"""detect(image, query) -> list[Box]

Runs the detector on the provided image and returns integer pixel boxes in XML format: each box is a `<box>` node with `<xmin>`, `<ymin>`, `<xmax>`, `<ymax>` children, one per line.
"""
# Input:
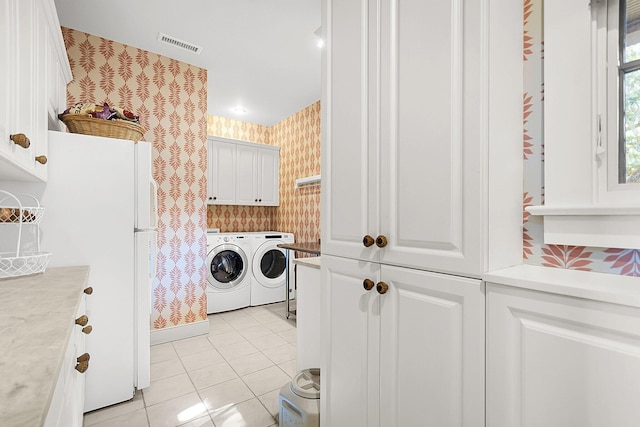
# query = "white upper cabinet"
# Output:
<box><xmin>255</xmin><ymin>146</ymin><xmax>279</xmax><ymax>206</ymax></box>
<box><xmin>0</xmin><ymin>1</ymin><xmax>10</xmax><ymax>159</ymax></box>
<box><xmin>378</xmin><ymin>0</ymin><xmax>483</xmax><ymax>276</ymax></box>
<box><xmin>234</xmin><ymin>143</ymin><xmax>258</xmax><ymax>205</ymax></box>
<box><xmin>207</xmin><ymin>136</ymin><xmax>280</xmax><ymax>206</ymax></box>
<box><xmin>0</xmin><ymin>0</ymin><xmax>72</xmax><ymax>182</ymax></box>
<box><xmin>321</xmin><ymin>0</ymin><xmax>523</xmax><ymax>278</ymax></box>
<box><xmin>207</xmin><ymin>137</ymin><xmax>236</xmax><ymax>204</ymax></box>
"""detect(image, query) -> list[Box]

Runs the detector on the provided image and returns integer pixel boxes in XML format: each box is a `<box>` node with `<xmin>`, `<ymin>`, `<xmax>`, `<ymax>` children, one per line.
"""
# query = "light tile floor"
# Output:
<box><xmin>83</xmin><ymin>302</ymin><xmax>296</xmax><ymax>427</ymax></box>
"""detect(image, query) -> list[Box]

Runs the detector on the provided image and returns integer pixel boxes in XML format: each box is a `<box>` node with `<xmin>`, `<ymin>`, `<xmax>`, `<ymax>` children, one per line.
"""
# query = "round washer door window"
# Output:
<box><xmin>210</xmin><ymin>250</ymin><xmax>246</xmax><ymax>289</ymax></box>
<box><xmin>260</xmin><ymin>249</ymin><xmax>287</xmax><ymax>280</ymax></box>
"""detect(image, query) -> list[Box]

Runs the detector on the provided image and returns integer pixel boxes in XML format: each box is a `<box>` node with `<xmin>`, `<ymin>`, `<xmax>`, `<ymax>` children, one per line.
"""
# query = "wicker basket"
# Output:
<box><xmin>58</xmin><ymin>114</ymin><xmax>145</xmax><ymax>142</ymax></box>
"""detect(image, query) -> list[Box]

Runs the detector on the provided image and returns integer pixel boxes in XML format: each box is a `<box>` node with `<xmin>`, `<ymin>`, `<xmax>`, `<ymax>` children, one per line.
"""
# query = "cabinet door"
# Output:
<box><xmin>11</xmin><ymin>0</ymin><xmax>36</xmax><ymax>168</ymax></box>
<box><xmin>207</xmin><ymin>139</ymin><xmax>236</xmax><ymax>204</ymax></box>
<box><xmin>321</xmin><ymin>255</ymin><xmax>380</xmax><ymax>427</ymax></box>
<box><xmin>257</xmin><ymin>146</ymin><xmax>279</xmax><ymax>206</ymax></box>
<box><xmin>321</xmin><ymin>0</ymin><xmax>380</xmax><ymax>263</ymax></box>
<box><xmin>0</xmin><ymin>1</ymin><xmax>10</xmax><ymax>154</ymax></box>
<box><xmin>379</xmin><ymin>265</ymin><xmax>485</xmax><ymax>427</ymax></box>
<box><xmin>31</xmin><ymin>1</ymin><xmax>49</xmax><ymax>180</ymax></box>
<box><xmin>487</xmin><ymin>284</ymin><xmax>640</xmax><ymax>427</ymax></box>
<box><xmin>235</xmin><ymin>143</ymin><xmax>258</xmax><ymax>205</ymax></box>
<box><xmin>378</xmin><ymin>0</ymin><xmax>483</xmax><ymax>277</ymax></box>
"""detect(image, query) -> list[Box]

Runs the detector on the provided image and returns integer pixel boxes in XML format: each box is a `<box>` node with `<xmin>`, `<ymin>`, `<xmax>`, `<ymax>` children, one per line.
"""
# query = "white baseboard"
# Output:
<box><xmin>150</xmin><ymin>319</ymin><xmax>210</xmax><ymax>345</ymax></box>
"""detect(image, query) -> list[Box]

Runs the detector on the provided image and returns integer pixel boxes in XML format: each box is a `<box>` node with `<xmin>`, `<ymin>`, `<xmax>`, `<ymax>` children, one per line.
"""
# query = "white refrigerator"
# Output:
<box><xmin>4</xmin><ymin>130</ymin><xmax>158</xmax><ymax>412</ymax></box>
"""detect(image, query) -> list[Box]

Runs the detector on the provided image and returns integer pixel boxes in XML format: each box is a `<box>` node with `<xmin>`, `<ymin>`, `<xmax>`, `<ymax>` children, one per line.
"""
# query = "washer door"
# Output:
<box><xmin>252</xmin><ymin>241</ymin><xmax>288</xmax><ymax>288</ymax></box>
<box><xmin>207</xmin><ymin>244</ymin><xmax>248</xmax><ymax>290</ymax></box>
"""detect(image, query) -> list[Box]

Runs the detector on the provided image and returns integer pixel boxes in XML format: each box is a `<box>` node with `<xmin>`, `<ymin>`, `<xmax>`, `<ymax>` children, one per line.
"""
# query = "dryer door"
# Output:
<box><xmin>207</xmin><ymin>244</ymin><xmax>248</xmax><ymax>290</ymax></box>
<box><xmin>252</xmin><ymin>241</ymin><xmax>288</xmax><ymax>288</ymax></box>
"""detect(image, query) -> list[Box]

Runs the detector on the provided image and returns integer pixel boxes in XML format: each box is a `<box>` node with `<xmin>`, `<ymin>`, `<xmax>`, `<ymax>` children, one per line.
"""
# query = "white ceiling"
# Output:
<box><xmin>53</xmin><ymin>0</ymin><xmax>321</xmax><ymax>126</ymax></box>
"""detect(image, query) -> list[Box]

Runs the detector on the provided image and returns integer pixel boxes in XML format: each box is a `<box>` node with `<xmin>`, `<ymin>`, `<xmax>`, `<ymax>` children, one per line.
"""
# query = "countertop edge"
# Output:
<box><xmin>483</xmin><ymin>264</ymin><xmax>640</xmax><ymax>308</ymax></box>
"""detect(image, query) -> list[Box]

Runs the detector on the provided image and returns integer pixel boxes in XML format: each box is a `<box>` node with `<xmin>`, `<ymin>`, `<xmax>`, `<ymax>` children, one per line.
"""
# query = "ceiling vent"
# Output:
<box><xmin>157</xmin><ymin>33</ymin><xmax>202</xmax><ymax>54</ymax></box>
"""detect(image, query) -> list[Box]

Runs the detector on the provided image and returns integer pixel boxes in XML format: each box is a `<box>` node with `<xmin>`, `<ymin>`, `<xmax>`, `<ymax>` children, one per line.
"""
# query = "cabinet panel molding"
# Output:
<box><xmin>487</xmin><ymin>284</ymin><xmax>640</xmax><ymax>427</ymax></box>
<box><xmin>321</xmin><ymin>255</ymin><xmax>380</xmax><ymax>427</ymax></box>
<box><xmin>379</xmin><ymin>264</ymin><xmax>484</xmax><ymax>427</ymax></box>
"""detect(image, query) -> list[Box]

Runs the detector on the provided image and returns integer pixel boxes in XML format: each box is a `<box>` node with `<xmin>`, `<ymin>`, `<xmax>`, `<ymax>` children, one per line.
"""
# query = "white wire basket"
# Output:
<box><xmin>0</xmin><ymin>190</ymin><xmax>50</xmax><ymax>278</ymax></box>
<box><xmin>0</xmin><ymin>252</ymin><xmax>51</xmax><ymax>278</ymax></box>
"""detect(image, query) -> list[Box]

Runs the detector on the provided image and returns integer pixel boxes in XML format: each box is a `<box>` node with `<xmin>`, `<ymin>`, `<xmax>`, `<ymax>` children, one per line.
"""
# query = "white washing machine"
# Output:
<box><xmin>249</xmin><ymin>231</ymin><xmax>294</xmax><ymax>306</ymax></box>
<box><xmin>206</xmin><ymin>232</ymin><xmax>252</xmax><ymax>313</ymax></box>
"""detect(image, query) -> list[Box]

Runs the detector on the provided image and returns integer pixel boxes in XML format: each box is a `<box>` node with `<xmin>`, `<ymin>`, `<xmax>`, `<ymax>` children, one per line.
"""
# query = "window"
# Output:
<box><xmin>620</xmin><ymin>0</ymin><xmax>640</xmax><ymax>183</ymax></box>
<box><xmin>526</xmin><ymin>0</ymin><xmax>640</xmax><ymax>250</ymax></box>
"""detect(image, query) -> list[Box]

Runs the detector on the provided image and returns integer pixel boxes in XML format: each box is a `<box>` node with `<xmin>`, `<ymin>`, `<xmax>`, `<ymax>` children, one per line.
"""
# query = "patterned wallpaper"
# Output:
<box><xmin>273</xmin><ymin>102</ymin><xmax>321</xmax><ymax>244</ymax></box>
<box><xmin>62</xmin><ymin>28</ymin><xmax>209</xmax><ymax>329</ymax></box>
<box><xmin>522</xmin><ymin>0</ymin><xmax>640</xmax><ymax>276</ymax></box>
<box><xmin>206</xmin><ymin>101</ymin><xmax>321</xmax><ymax>247</ymax></box>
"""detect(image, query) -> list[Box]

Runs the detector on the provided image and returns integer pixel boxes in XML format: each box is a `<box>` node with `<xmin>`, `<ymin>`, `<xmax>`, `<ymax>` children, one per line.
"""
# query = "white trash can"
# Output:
<box><xmin>278</xmin><ymin>368</ymin><xmax>320</xmax><ymax>427</ymax></box>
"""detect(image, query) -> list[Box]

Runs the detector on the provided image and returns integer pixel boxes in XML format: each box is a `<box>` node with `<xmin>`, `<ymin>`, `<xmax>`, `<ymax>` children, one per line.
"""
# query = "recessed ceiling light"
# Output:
<box><xmin>232</xmin><ymin>106</ymin><xmax>247</xmax><ymax>114</ymax></box>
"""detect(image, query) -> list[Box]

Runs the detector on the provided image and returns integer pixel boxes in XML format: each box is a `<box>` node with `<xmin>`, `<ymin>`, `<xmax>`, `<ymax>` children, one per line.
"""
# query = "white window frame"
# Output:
<box><xmin>526</xmin><ymin>0</ymin><xmax>640</xmax><ymax>249</ymax></box>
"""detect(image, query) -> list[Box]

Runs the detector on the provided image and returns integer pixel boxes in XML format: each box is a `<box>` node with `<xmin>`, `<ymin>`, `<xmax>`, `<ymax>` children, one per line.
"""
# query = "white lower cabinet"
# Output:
<box><xmin>44</xmin><ymin>293</ymin><xmax>89</xmax><ymax>427</ymax></box>
<box><xmin>486</xmin><ymin>283</ymin><xmax>640</xmax><ymax>427</ymax></box>
<box><xmin>321</xmin><ymin>255</ymin><xmax>485</xmax><ymax>427</ymax></box>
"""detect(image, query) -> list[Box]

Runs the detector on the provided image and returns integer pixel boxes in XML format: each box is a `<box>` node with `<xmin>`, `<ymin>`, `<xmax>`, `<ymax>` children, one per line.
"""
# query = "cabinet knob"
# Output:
<box><xmin>35</xmin><ymin>155</ymin><xmax>47</xmax><ymax>164</ymax></box>
<box><xmin>363</xmin><ymin>278</ymin><xmax>375</xmax><ymax>291</ymax></box>
<box><xmin>363</xmin><ymin>235</ymin><xmax>375</xmax><ymax>247</ymax></box>
<box><xmin>259</xmin><ymin>199</ymin><xmax>262</xmax><ymax>202</ymax></box>
<box><xmin>75</xmin><ymin>315</ymin><xmax>88</xmax><ymax>326</ymax></box>
<box><xmin>9</xmin><ymin>133</ymin><xmax>30</xmax><ymax>149</ymax></box>
<box><xmin>82</xmin><ymin>325</ymin><xmax>93</xmax><ymax>334</ymax></box>
<box><xmin>75</xmin><ymin>361</ymin><xmax>89</xmax><ymax>373</ymax></box>
<box><xmin>213</xmin><ymin>196</ymin><xmax>217</xmax><ymax>200</ymax></box>
<box><xmin>376</xmin><ymin>282</ymin><xmax>389</xmax><ymax>294</ymax></box>
<box><xmin>255</xmin><ymin>199</ymin><xmax>258</xmax><ymax>202</ymax></box>
<box><xmin>375</xmin><ymin>235</ymin><xmax>388</xmax><ymax>248</ymax></box>
<box><xmin>83</xmin><ymin>287</ymin><xmax>93</xmax><ymax>295</ymax></box>
<box><xmin>77</xmin><ymin>353</ymin><xmax>90</xmax><ymax>363</ymax></box>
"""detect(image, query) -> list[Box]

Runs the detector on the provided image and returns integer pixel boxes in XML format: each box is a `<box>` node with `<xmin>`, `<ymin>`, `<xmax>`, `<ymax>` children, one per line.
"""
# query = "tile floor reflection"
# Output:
<box><xmin>83</xmin><ymin>302</ymin><xmax>296</xmax><ymax>427</ymax></box>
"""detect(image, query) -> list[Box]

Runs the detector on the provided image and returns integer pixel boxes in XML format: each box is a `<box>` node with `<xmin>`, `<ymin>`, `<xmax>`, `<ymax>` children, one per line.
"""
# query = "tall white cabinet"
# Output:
<box><xmin>320</xmin><ymin>0</ymin><xmax>523</xmax><ymax>425</ymax></box>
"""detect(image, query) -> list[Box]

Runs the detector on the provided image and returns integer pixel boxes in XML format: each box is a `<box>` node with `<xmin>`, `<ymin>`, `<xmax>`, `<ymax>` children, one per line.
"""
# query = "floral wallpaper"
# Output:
<box><xmin>62</xmin><ymin>28</ymin><xmax>209</xmax><ymax>329</ymax></box>
<box><xmin>206</xmin><ymin>101</ymin><xmax>321</xmax><ymax>247</ymax></box>
<box><xmin>522</xmin><ymin>0</ymin><xmax>640</xmax><ymax>276</ymax></box>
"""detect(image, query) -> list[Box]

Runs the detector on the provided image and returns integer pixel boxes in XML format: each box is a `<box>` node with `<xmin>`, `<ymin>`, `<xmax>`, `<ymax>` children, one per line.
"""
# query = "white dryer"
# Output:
<box><xmin>206</xmin><ymin>232</ymin><xmax>252</xmax><ymax>313</ymax></box>
<box><xmin>249</xmin><ymin>231</ymin><xmax>294</xmax><ymax>306</ymax></box>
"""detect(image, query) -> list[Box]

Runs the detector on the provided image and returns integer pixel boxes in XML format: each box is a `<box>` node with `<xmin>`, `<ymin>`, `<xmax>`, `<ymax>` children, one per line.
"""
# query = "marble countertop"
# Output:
<box><xmin>0</xmin><ymin>266</ymin><xmax>90</xmax><ymax>426</ymax></box>
<box><xmin>293</xmin><ymin>256</ymin><xmax>321</xmax><ymax>269</ymax></box>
